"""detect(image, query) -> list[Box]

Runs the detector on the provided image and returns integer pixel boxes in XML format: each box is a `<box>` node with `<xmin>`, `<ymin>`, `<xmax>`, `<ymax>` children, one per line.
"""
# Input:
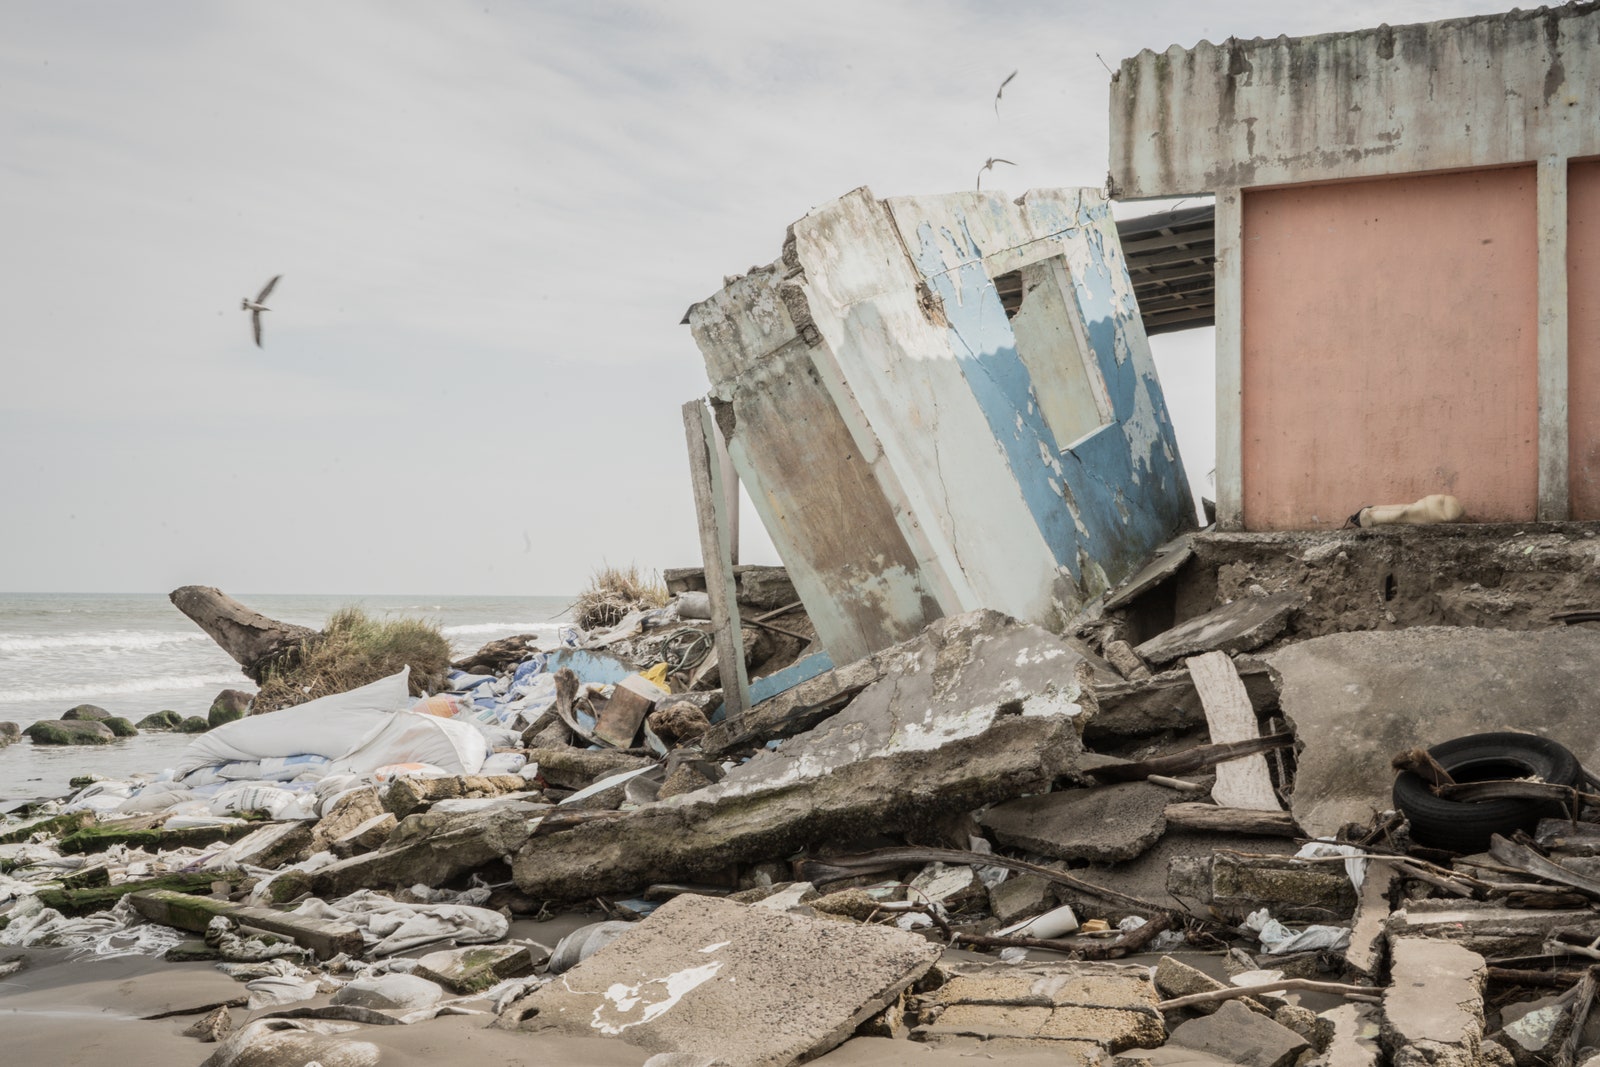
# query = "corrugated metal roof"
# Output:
<box><xmin>1116</xmin><ymin>204</ymin><xmax>1215</xmax><ymax>334</ymax></box>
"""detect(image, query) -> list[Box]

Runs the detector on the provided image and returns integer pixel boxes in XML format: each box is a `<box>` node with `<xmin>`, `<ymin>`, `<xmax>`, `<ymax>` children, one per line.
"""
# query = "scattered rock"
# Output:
<box><xmin>62</xmin><ymin>704</ymin><xmax>111</xmax><ymax>721</ymax></box>
<box><xmin>208</xmin><ymin>689</ymin><xmax>253</xmax><ymax>728</ymax></box>
<box><xmin>102</xmin><ymin>716</ymin><xmax>138</xmax><ymax>737</ymax></box>
<box><xmin>135</xmin><ymin>709</ymin><xmax>186</xmax><ymax>731</ymax></box>
<box><xmin>329</xmin><ymin>812</ymin><xmax>397</xmax><ymax>858</ymax></box>
<box><xmin>0</xmin><ymin>722</ymin><xmax>20</xmax><ymax>747</ymax></box>
<box><xmin>648</xmin><ymin>701</ymin><xmax>711</xmax><ymax>746</ymax></box>
<box><xmin>179</xmin><ymin>715</ymin><xmax>211</xmax><ymax>733</ymax></box>
<box><xmin>311</xmin><ymin>787</ymin><xmax>384</xmax><ymax>852</ymax></box>
<box><xmin>183</xmin><ymin>1004</ymin><xmax>233</xmax><ymax>1042</ymax></box>
<box><xmin>414</xmin><ymin>944</ymin><xmax>534</xmax><ymax>994</ymax></box>
<box><xmin>1167</xmin><ymin>1000</ymin><xmax>1310</xmax><ymax>1067</ymax></box>
<box><xmin>23</xmin><ymin>719</ymin><xmax>115</xmax><ymax>745</ymax></box>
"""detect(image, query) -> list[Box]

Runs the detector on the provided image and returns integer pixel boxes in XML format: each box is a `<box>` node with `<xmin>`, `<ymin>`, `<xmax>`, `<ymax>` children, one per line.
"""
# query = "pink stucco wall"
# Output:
<box><xmin>1571</xmin><ymin>160</ymin><xmax>1600</xmax><ymax>520</ymax></box>
<box><xmin>1240</xmin><ymin>167</ymin><xmax>1541</xmax><ymax>529</ymax></box>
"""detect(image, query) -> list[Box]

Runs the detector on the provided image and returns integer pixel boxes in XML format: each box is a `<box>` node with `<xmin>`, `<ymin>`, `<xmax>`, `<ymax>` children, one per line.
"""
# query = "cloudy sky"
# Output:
<box><xmin>1</xmin><ymin>0</ymin><xmax>1509</xmax><ymax>596</ymax></box>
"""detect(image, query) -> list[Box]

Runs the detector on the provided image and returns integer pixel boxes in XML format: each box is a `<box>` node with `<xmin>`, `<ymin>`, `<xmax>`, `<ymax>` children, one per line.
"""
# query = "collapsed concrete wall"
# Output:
<box><xmin>686</xmin><ymin>186</ymin><xmax>1193</xmax><ymax>663</ymax></box>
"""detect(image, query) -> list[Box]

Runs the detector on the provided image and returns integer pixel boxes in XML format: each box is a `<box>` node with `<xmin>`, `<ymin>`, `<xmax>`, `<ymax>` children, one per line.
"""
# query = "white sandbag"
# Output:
<box><xmin>326</xmin><ymin>712</ymin><xmax>487</xmax><ymax>778</ymax></box>
<box><xmin>172</xmin><ymin>669</ymin><xmax>413</xmax><ymax>776</ymax></box>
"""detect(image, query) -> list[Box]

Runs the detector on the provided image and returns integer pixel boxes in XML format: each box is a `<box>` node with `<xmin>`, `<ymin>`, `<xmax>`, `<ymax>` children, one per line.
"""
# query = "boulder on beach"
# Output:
<box><xmin>62</xmin><ymin>704</ymin><xmax>110</xmax><ymax>721</ymax></box>
<box><xmin>102</xmin><ymin>716</ymin><xmax>139</xmax><ymax>738</ymax></box>
<box><xmin>25</xmin><ymin>719</ymin><xmax>116</xmax><ymax>745</ymax></box>
<box><xmin>209</xmin><ymin>689</ymin><xmax>253</xmax><ymax>728</ymax></box>
<box><xmin>0</xmin><ymin>722</ymin><xmax>20</xmax><ymax>747</ymax></box>
<box><xmin>179</xmin><ymin>715</ymin><xmax>211</xmax><ymax>734</ymax></box>
<box><xmin>136</xmin><ymin>709</ymin><xmax>185</xmax><ymax>731</ymax></box>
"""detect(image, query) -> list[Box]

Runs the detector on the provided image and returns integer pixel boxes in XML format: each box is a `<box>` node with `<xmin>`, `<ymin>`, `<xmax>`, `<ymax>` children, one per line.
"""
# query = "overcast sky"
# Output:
<box><xmin>1</xmin><ymin>0</ymin><xmax>1511</xmax><ymax>596</ymax></box>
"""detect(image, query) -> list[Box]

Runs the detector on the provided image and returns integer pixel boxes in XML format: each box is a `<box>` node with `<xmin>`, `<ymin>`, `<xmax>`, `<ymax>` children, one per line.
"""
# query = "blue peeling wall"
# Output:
<box><xmin>905</xmin><ymin>195</ymin><xmax>1193</xmax><ymax>597</ymax></box>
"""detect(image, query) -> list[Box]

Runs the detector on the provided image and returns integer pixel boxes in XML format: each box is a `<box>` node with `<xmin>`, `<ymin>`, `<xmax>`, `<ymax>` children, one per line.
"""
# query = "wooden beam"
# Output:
<box><xmin>1188</xmin><ymin>650</ymin><xmax>1281</xmax><ymax>811</ymax></box>
<box><xmin>682</xmin><ymin>399</ymin><xmax>751</xmax><ymax>716</ymax></box>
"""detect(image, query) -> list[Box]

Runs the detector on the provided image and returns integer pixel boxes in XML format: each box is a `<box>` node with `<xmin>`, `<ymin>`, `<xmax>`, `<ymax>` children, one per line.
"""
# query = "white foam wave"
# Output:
<box><xmin>442</xmin><ymin>622</ymin><xmax>565</xmax><ymax>636</ymax></box>
<box><xmin>0</xmin><ymin>631</ymin><xmax>210</xmax><ymax>653</ymax></box>
<box><xmin>0</xmin><ymin>673</ymin><xmax>245</xmax><ymax>705</ymax></box>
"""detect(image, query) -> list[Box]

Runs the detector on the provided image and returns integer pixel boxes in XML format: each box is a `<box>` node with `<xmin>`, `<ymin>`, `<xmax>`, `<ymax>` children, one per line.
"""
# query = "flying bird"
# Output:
<box><xmin>241</xmin><ymin>275</ymin><xmax>281</xmax><ymax>348</ymax></box>
<box><xmin>994</xmin><ymin>70</ymin><xmax>1017</xmax><ymax>116</ymax></box>
<box><xmin>976</xmin><ymin>157</ymin><xmax>1016</xmax><ymax>191</ymax></box>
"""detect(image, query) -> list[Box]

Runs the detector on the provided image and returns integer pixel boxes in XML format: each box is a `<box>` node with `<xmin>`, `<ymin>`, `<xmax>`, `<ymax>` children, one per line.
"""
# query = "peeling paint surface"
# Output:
<box><xmin>576</xmin><ymin>960</ymin><xmax>723</xmax><ymax>1035</ymax></box>
<box><xmin>687</xmin><ymin>186</ymin><xmax>1192</xmax><ymax>659</ymax></box>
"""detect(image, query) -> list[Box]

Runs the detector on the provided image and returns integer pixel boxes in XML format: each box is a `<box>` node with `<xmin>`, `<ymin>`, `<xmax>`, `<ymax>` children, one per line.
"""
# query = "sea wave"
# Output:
<box><xmin>441</xmin><ymin>622</ymin><xmax>565</xmax><ymax>636</ymax></box>
<box><xmin>0</xmin><ymin>673</ymin><xmax>245</xmax><ymax>705</ymax></box>
<box><xmin>0</xmin><ymin>631</ymin><xmax>211</xmax><ymax>653</ymax></box>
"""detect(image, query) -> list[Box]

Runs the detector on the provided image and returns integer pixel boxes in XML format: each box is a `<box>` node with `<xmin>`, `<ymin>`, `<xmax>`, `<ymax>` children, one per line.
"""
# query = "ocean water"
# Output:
<box><xmin>0</xmin><ymin>592</ymin><xmax>571</xmax><ymax>805</ymax></box>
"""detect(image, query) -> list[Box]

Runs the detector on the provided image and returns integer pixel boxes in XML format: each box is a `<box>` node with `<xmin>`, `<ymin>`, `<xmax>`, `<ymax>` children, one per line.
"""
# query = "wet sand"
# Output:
<box><xmin>0</xmin><ymin>941</ymin><xmax>1074</xmax><ymax>1066</ymax></box>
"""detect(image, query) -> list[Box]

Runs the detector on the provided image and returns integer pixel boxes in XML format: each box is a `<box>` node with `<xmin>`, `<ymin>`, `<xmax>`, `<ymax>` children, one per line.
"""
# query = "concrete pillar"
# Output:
<box><xmin>1214</xmin><ymin>187</ymin><xmax>1244</xmax><ymax>529</ymax></box>
<box><xmin>1538</xmin><ymin>155</ymin><xmax>1571</xmax><ymax>521</ymax></box>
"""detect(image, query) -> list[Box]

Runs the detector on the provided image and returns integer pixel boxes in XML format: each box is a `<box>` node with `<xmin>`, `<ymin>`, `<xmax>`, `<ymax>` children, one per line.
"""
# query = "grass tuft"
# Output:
<box><xmin>252</xmin><ymin>606</ymin><xmax>450</xmax><ymax>712</ymax></box>
<box><xmin>573</xmin><ymin>563</ymin><xmax>668</xmax><ymax>631</ymax></box>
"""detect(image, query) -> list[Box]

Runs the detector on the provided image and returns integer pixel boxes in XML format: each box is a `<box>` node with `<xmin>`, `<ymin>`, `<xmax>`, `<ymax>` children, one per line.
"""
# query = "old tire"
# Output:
<box><xmin>1393</xmin><ymin>732</ymin><xmax>1582</xmax><ymax>853</ymax></box>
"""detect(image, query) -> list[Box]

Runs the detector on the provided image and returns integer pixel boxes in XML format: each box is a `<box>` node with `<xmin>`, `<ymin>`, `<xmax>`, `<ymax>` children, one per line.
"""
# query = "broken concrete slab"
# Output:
<box><xmin>1382</xmin><ymin>938</ymin><xmax>1487</xmax><ymax>1067</ymax></box>
<box><xmin>1168</xmin><ymin>852</ymin><xmax>1357</xmax><ymax>922</ymax></box>
<box><xmin>907</xmin><ymin>960</ymin><xmax>1165</xmax><ymax>1053</ymax></box>
<box><xmin>1153</xmin><ymin>956</ymin><xmax>1267</xmax><ymax>1016</ymax></box>
<box><xmin>501</xmin><ymin>893</ymin><xmax>940</xmax><ymax>1066</ymax></box>
<box><xmin>203</xmin><ymin>820</ymin><xmax>313</xmax><ymax>872</ymax></box>
<box><xmin>524</xmin><ymin>746</ymin><xmax>654</xmax><ymax>791</ymax></box>
<box><xmin>128</xmin><ymin>889</ymin><xmax>362</xmax><ymax>960</ymax></box>
<box><xmin>989</xmin><ymin>873</ymin><xmax>1052</xmax><ymax>924</ymax></box>
<box><xmin>329</xmin><ymin>812</ymin><xmax>396</xmax><ymax>858</ymax></box>
<box><xmin>1134</xmin><ymin>592</ymin><xmax>1300</xmax><ymax>666</ymax></box>
<box><xmin>1387</xmin><ymin>901</ymin><xmax>1600</xmax><ymax>958</ymax></box>
<box><xmin>413</xmin><ymin>944</ymin><xmax>534</xmax><ymax>994</ymax></box>
<box><xmin>1087</xmin><ymin>658</ymin><xmax>1278</xmax><ymax>742</ymax></box>
<box><xmin>512</xmin><ymin>611</ymin><xmax>1087</xmax><ymax>900</ymax></box>
<box><xmin>1344</xmin><ymin>862</ymin><xmax>1399</xmax><ymax>981</ymax></box>
<box><xmin>1322</xmin><ymin>1003</ymin><xmax>1383</xmax><ymax>1067</ymax></box>
<box><xmin>1268</xmin><ymin>627</ymin><xmax>1600</xmax><ymax>839</ymax></box>
<box><xmin>979</xmin><ymin>782</ymin><xmax>1172</xmax><ymax>863</ymax></box>
<box><xmin>1104</xmin><ymin>538</ymin><xmax>1195</xmax><ymax>612</ymax></box>
<box><xmin>1167</xmin><ymin>1000</ymin><xmax>1310</xmax><ymax>1067</ymax></box>
<box><xmin>306</xmin><ymin>807</ymin><xmax>532</xmax><ymax>899</ymax></box>
<box><xmin>310</xmin><ymin>786</ymin><xmax>383</xmax><ymax>851</ymax></box>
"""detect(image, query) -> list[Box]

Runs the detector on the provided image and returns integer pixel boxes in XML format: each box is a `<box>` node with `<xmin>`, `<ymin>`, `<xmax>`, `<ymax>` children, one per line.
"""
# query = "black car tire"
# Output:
<box><xmin>1392</xmin><ymin>731</ymin><xmax>1583</xmax><ymax>853</ymax></box>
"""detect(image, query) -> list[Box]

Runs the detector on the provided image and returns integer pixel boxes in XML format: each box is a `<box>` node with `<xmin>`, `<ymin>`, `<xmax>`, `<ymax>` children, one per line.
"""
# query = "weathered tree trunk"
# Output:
<box><xmin>169</xmin><ymin>586</ymin><xmax>316</xmax><ymax>683</ymax></box>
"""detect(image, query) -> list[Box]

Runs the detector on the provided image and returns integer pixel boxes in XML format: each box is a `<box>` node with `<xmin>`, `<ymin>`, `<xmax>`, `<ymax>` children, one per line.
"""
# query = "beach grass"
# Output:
<box><xmin>252</xmin><ymin>606</ymin><xmax>450</xmax><ymax>711</ymax></box>
<box><xmin>572</xmin><ymin>563</ymin><xmax>668</xmax><ymax>631</ymax></box>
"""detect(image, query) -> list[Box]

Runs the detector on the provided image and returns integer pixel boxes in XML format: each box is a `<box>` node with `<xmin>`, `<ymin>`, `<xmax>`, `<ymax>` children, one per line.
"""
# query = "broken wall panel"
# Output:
<box><xmin>1571</xmin><ymin>159</ymin><xmax>1600</xmax><ymax>519</ymax></box>
<box><xmin>687</xmin><ymin>186</ymin><xmax>1193</xmax><ymax>662</ymax></box>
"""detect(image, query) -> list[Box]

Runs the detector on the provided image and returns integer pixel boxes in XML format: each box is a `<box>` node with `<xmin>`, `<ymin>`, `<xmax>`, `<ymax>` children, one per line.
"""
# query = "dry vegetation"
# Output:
<box><xmin>573</xmin><ymin>563</ymin><xmax>669</xmax><ymax>631</ymax></box>
<box><xmin>252</xmin><ymin>607</ymin><xmax>450</xmax><ymax>712</ymax></box>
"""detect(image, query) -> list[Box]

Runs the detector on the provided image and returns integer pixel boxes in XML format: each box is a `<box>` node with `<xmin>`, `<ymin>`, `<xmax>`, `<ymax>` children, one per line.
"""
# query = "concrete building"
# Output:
<box><xmin>1109</xmin><ymin>4</ymin><xmax>1600</xmax><ymax>529</ymax></box>
<box><xmin>686</xmin><ymin>187</ymin><xmax>1193</xmax><ymax>664</ymax></box>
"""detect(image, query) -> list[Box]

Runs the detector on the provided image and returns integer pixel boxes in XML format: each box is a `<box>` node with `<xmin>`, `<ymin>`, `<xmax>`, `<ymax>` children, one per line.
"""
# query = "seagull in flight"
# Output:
<box><xmin>976</xmin><ymin>157</ymin><xmax>1015</xmax><ymax>191</ymax></box>
<box><xmin>241</xmin><ymin>275</ymin><xmax>281</xmax><ymax>348</ymax></box>
<box><xmin>994</xmin><ymin>69</ymin><xmax>1017</xmax><ymax>116</ymax></box>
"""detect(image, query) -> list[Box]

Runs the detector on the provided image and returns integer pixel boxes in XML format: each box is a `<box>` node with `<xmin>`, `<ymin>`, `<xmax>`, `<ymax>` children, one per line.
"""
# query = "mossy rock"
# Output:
<box><xmin>62</xmin><ymin>704</ymin><xmax>110</xmax><ymax>721</ymax></box>
<box><xmin>208</xmin><ymin>689</ymin><xmax>253</xmax><ymax>728</ymax></box>
<box><xmin>102</xmin><ymin>716</ymin><xmax>139</xmax><ymax>738</ymax></box>
<box><xmin>35</xmin><ymin>871</ymin><xmax>240</xmax><ymax>917</ymax></box>
<box><xmin>24</xmin><ymin>719</ymin><xmax>115</xmax><ymax>745</ymax></box>
<box><xmin>178</xmin><ymin>716</ymin><xmax>211</xmax><ymax>734</ymax></box>
<box><xmin>136</xmin><ymin>710</ymin><xmax>185</xmax><ymax>731</ymax></box>
<box><xmin>0</xmin><ymin>810</ymin><xmax>96</xmax><ymax>844</ymax></box>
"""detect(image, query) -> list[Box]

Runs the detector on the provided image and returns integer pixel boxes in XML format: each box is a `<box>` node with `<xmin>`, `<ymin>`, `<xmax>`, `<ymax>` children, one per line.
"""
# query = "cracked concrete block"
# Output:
<box><xmin>1388</xmin><ymin>901</ymin><xmax>1600</xmax><ymax>958</ymax></box>
<box><xmin>1266</xmin><ymin>627</ymin><xmax>1600</xmax><ymax>839</ymax></box>
<box><xmin>980</xmin><ymin>781</ymin><xmax>1171</xmax><ymax>863</ymax></box>
<box><xmin>1382</xmin><ymin>938</ymin><xmax>1486</xmax><ymax>1067</ymax></box>
<box><xmin>500</xmin><ymin>894</ymin><xmax>940</xmax><ymax>1066</ymax></box>
<box><xmin>1168</xmin><ymin>1000</ymin><xmax>1310</xmax><ymax>1067</ymax></box>
<box><xmin>512</xmin><ymin>611</ymin><xmax>1086</xmax><ymax>900</ymax></box>
<box><xmin>308</xmin><ymin>807</ymin><xmax>532</xmax><ymax>898</ymax></box>
<box><xmin>1134</xmin><ymin>592</ymin><xmax>1300</xmax><ymax>666</ymax></box>
<box><xmin>1168</xmin><ymin>852</ymin><xmax>1357</xmax><ymax>922</ymax></box>
<box><xmin>329</xmin><ymin>811</ymin><xmax>397</xmax><ymax>858</ymax></box>
<box><xmin>311</xmin><ymin>786</ymin><xmax>383</xmax><ymax>852</ymax></box>
<box><xmin>1153</xmin><ymin>956</ymin><xmax>1267</xmax><ymax>1016</ymax></box>
<box><xmin>912</xmin><ymin>961</ymin><xmax>1164</xmax><ymax>1053</ymax></box>
<box><xmin>989</xmin><ymin>873</ymin><xmax>1052</xmax><ymax>924</ymax></box>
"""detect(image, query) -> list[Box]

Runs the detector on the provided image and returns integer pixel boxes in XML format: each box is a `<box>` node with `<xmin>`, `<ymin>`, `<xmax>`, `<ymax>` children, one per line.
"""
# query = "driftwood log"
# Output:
<box><xmin>169</xmin><ymin>586</ymin><xmax>316</xmax><ymax>683</ymax></box>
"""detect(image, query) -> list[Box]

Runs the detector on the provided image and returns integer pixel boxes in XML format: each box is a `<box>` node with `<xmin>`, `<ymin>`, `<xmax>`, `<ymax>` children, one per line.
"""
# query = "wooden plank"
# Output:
<box><xmin>682</xmin><ymin>399</ymin><xmax>751</xmax><ymax>717</ymax></box>
<box><xmin>1162</xmin><ymin>803</ymin><xmax>1297</xmax><ymax>836</ymax></box>
<box><xmin>1187</xmin><ymin>650</ymin><xmax>1281</xmax><ymax>811</ymax></box>
<box><xmin>710</xmin><ymin>405</ymin><xmax>741</xmax><ymax>565</ymax></box>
